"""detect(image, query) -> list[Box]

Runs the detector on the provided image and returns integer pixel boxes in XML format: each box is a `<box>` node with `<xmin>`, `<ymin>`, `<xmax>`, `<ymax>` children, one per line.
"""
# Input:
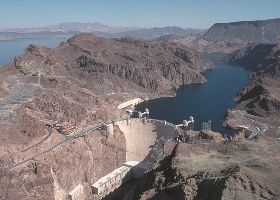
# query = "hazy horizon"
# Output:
<box><xmin>1</xmin><ymin>17</ymin><xmax>280</xmax><ymax>30</ymax></box>
<box><xmin>0</xmin><ymin>0</ymin><xmax>280</xmax><ymax>29</ymax></box>
<box><xmin>0</xmin><ymin>21</ymin><xmax>204</xmax><ymax>30</ymax></box>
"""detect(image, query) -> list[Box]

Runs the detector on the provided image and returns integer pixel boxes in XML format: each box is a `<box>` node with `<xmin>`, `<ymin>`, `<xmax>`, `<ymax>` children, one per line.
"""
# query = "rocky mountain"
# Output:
<box><xmin>225</xmin><ymin>43</ymin><xmax>280</xmax><ymax>75</ymax></box>
<box><xmin>201</xmin><ymin>18</ymin><xmax>280</xmax><ymax>43</ymax></box>
<box><xmin>169</xmin><ymin>18</ymin><xmax>280</xmax><ymax>54</ymax></box>
<box><xmin>104</xmin><ymin>26</ymin><xmax>204</xmax><ymax>40</ymax></box>
<box><xmin>0</xmin><ymin>34</ymin><xmax>212</xmax><ymax>199</ymax></box>
<box><xmin>13</xmin><ymin>34</ymin><xmax>212</xmax><ymax>93</ymax></box>
<box><xmin>132</xmin><ymin>139</ymin><xmax>280</xmax><ymax>200</ymax></box>
<box><xmin>0</xmin><ymin>22</ymin><xmax>203</xmax><ymax>40</ymax></box>
<box><xmin>105</xmin><ymin>39</ymin><xmax>280</xmax><ymax>199</ymax></box>
<box><xmin>225</xmin><ymin>44</ymin><xmax>276</xmax><ymax>70</ymax></box>
<box><xmin>226</xmin><ymin>43</ymin><xmax>280</xmax><ymax>117</ymax></box>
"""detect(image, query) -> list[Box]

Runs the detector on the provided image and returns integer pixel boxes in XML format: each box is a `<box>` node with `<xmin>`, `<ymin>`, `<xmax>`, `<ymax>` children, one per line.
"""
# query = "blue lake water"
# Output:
<box><xmin>136</xmin><ymin>62</ymin><xmax>250</xmax><ymax>136</ymax></box>
<box><xmin>0</xmin><ymin>38</ymin><xmax>65</xmax><ymax>66</ymax></box>
<box><xmin>0</xmin><ymin>39</ymin><xmax>250</xmax><ymax>136</ymax></box>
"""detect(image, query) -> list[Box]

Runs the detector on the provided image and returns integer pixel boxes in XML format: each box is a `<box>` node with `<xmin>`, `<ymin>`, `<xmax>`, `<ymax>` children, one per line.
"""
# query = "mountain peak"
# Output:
<box><xmin>202</xmin><ymin>18</ymin><xmax>280</xmax><ymax>43</ymax></box>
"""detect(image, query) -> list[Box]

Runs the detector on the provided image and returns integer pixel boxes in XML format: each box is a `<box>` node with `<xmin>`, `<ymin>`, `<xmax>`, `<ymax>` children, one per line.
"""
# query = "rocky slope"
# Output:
<box><xmin>225</xmin><ymin>43</ymin><xmax>277</xmax><ymax>71</ymax></box>
<box><xmin>162</xmin><ymin>32</ymin><xmax>248</xmax><ymax>54</ymax></box>
<box><xmin>0</xmin><ymin>34</ymin><xmax>212</xmax><ymax>199</ymax></box>
<box><xmin>226</xmin><ymin>43</ymin><xmax>280</xmax><ymax>118</ymax></box>
<box><xmin>108</xmin><ymin>22</ymin><xmax>280</xmax><ymax>200</ymax></box>
<box><xmin>132</xmin><ymin>139</ymin><xmax>280</xmax><ymax>200</ymax></box>
<box><xmin>13</xmin><ymin>34</ymin><xmax>212</xmax><ymax>94</ymax></box>
<box><xmin>201</xmin><ymin>18</ymin><xmax>280</xmax><ymax>43</ymax></box>
<box><xmin>169</xmin><ymin>18</ymin><xmax>280</xmax><ymax>54</ymax></box>
<box><xmin>105</xmin><ymin>27</ymin><xmax>203</xmax><ymax>40</ymax></box>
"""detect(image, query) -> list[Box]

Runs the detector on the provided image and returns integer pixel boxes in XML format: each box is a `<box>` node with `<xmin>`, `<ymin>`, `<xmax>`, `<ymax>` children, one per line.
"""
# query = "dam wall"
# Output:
<box><xmin>115</xmin><ymin>118</ymin><xmax>178</xmax><ymax>169</ymax></box>
<box><xmin>67</xmin><ymin>118</ymin><xmax>179</xmax><ymax>199</ymax></box>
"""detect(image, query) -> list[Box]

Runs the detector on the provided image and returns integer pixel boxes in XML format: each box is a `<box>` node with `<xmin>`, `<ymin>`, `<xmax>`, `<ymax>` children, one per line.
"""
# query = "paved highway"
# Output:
<box><xmin>9</xmin><ymin>115</ymin><xmax>180</xmax><ymax>170</ymax></box>
<box><xmin>231</xmin><ymin>110</ymin><xmax>267</xmax><ymax>139</ymax></box>
<box><xmin>9</xmin><ymin>115</ymin><xmax>130</xmax><ymax>170</ymax></box>
<box><xmin>21</xmin><ymin>126</ymin><xmax>53</xmax><ymax>153</ymax></box>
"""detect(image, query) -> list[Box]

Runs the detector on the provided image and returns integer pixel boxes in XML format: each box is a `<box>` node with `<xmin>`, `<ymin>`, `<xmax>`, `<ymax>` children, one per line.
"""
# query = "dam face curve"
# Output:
<box><xmin>67</xmin><ymin>118</ymin><xmax>179</xmax><ymax>199</ymax></box>
<box><xmin>115</xmin><ymin>118</ymin><xmax>178</xmax><ymax>170</ymax></box>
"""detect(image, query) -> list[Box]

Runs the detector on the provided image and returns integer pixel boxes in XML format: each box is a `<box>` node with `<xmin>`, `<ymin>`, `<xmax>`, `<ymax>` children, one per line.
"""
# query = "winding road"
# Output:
<box><xmin>231</xmin><ymin>110</ymin><xmax>268</xmax><ymax>139</ymax></box>
<box><xmin>9</xmin><ymin>115</ymin><xmax>181</xmax><ymax>171</ymax></box>
<box><xmin>21</xmin><ymin>126</ymin><xmax>53</xmax><ymax>153</ymax></box>
<box><xmin>9</xmin><ymin>115</ymin><xmax>131</xmax><ymax>170</ymax></box>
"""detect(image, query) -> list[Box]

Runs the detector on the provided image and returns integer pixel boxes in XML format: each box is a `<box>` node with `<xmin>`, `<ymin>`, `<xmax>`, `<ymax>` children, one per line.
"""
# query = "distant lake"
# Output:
<box><xmin>136</xmin><ymin>62</ymin><xmax>250</xmax><ymax>136</ymax></box>
<box><xmin>0</xmin><ymin>38</ymin><xmax>65</xmax><ymax>66</ymax></box>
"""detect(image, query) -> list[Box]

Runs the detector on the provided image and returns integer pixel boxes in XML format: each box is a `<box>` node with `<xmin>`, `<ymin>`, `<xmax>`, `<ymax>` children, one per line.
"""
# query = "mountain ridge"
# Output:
<box><xmin>0</xmin><ymin>22</ymin><xmax>204</xmax><ymax>40</ymax></box>
<box><xmin>201</xmin><ymin>18</ymin><xmax>280</xmax><ymax>43</ymax></box>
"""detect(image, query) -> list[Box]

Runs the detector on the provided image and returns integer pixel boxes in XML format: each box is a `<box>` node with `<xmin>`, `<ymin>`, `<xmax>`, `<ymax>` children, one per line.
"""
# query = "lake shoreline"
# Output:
<box><xmin>136</xmin><ymin>61</ymin><xmax>251</xmax><ymax>136</ymax></box>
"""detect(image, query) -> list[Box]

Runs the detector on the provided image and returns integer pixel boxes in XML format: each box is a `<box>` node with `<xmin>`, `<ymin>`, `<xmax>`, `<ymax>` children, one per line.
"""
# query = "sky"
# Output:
<box><xmin>0</xmin><ymin>0</ymin><xmax>280</xmax><ymax>29</ymax></box>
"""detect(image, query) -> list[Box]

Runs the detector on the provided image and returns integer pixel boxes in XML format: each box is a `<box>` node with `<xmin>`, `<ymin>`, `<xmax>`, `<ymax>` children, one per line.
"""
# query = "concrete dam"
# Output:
<box><xmin>85</xmin><ymin>118</ymin><xmax>179</xmax><ymax>199</ymax></box>
<box><xmin>114</xmin><ymin>118</ymin><xmax>178</xmax><ymax>169</ymax></box>
<box><xmin>9</xmin><ymin>113</ymin><xmax>179</xmax><ymax>200</ymax></box>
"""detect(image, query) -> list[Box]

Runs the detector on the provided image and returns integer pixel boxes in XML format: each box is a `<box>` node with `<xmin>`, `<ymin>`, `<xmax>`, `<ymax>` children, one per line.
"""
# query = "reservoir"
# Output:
<box><xmin>0</xmin><ymin>39</ymin><xmax>250</xmax><ymax>135</ymax></box>
<box><xmin>0</xmin><ymin>38</ymin><xmax>65</xmax><ymax>66</ymax></box>
<box><xmin>136</xmin><ymin>62</ymin><xmax>250</xmax><ymax>136</ymax></box>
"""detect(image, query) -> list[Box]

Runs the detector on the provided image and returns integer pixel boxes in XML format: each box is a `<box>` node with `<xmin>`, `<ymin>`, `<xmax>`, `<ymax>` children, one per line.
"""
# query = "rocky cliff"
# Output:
<box><xmin>14</xmin><ymin>34</ymin><xmax>212</xmax><ymax>94</ymax></box>
<box><xmin>132</xmin><ymin>139</ymin><xmax>280</xmax><ymax>200</ymax></box>
<box><xmin>0</xmin><ymin>34</ymin><xmax>212</xmax><ymax>199</ymax></box>
<box><xmin>171</xmin><ymin>18</ymin><xmax>280</xmax><ymax>54</ymax></box>
<box><xmin>225</xmin><ymin>43</ymin><xmax>277</xmax><ymax>71</ymax></box>
<box><xmin>225</xmin><ymin>43</ymin><xmax>280</xmax><ymax>117</ymax></box>
<box><xmin>106</xmin><ymin>25</ymin><xmax>280</xmax><ymax>200</ymax></box>
<box><xmin>201</xmin><ymin>18</ymin><xmax>280</xmax><ymax>43</ymax></box>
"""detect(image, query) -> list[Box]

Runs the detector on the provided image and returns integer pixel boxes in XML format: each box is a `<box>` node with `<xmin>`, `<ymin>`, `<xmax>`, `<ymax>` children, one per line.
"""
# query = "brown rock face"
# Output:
<box><xmin>169</xmin><ymin>18</ymin><xmax>280</xmax><ymax>55</ymax></box>
<box><xmin>13</xmin><ymin>34</ymin><xmax>212</xmax><ymax>94</ymax></box>
<box><xmin>0</xmin><ymin>34</ymin><xmax>212</xmax><ymax>199</ymax></box>
<box><xmin>201</xmin><ymin>18</ymin><xmax>280</xmax><ymax>44</ymax></box>
<box><xmin>133</xmin><ymin>139</ymin><xmax>280</xmax><ymax>200</ymax></box>
<box><xmin>227</xmin><ymin>43</ymin><xmax>280</xmax><ymax>117</ymax></box>
<box><xmin>0</xmin><ymin>129</ymin><xmax>126</xmax><ymax>200</ymax></box>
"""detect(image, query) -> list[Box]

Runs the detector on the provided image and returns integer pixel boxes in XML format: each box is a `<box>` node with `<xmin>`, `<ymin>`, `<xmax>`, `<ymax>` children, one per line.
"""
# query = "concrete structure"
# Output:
<box><xmin>237</xmin><ymin>125</ymin><xmax>263</xmax><ymax>139</ymax></box>
<box><xmin>68</xmin><ymin>184</ymin><xmax>84</xmax><ymax>200</ymax></box>
<box><xmin>115</xmin><ymin>118</ymin><xmax>178</xmax><ymax>169</ymax></box>
<box><xmin>91</xmin><ymin>161</ymin><xmax>140</xmax><ymax>197</ymax></box>
<box><xmin>103</xmin><ymin>124</ymin><xmax>114</xmax><ymax>135</ymax></box>
<box><xmin>138</xmin><ymin>108</ymin><xmax>150</xmax><ymax>118</ymax></box>
<box><xmin>124</xmin><ymin>161</ymin><xmax>146</xmax><ymax>177</ymax></box>
<box><xmin>202</xmin><ymin>120</ymin><xmax>212</xmax><ymax>132</ymax></box>
<box><xmin>176</xmin><ymin>116</ymin><xmax>194</xmax><ymax>131</ymax></box>
<box><xmin>90</xmin><ymin>117</ymin><xmax>178</xmax><ymax>198</ymax></box>
<box><xmin>229</xmin><ymin>110</ymin><xmax>267</xmax><ymax>139</ymax></box>
<box><xmin>117</xmin><ymin>98</ymin><xmax>144</xmax><ymax>109</ymax></box>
